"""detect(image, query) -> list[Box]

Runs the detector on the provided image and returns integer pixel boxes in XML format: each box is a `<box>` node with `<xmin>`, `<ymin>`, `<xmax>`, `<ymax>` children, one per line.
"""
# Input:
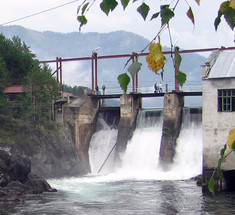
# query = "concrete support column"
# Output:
<box><xmin>159</xmin><ymin>92</ymin><xmax>184</xmax><ymax>169</ymax></box>
<box><xmin>114</xmin><ymin>94</ymin><xmax>142</xmax><ymax>164</ymax></box>
<box><xmin>65</xmin><ymin>95</ymin><xmax>99</xmax><ymax>174</ymax></box>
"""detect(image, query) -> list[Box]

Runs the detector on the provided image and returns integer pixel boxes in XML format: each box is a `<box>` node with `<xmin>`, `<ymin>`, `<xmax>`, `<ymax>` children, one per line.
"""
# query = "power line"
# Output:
<box><xmin>0</xmin><ymin>0</ymin><xmax>80</xmax><ymax>26</ymax></box>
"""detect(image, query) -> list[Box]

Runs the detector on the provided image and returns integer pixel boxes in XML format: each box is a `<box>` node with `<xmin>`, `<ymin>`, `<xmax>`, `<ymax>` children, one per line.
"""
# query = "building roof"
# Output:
<box><xmin>207</xmin><ymin>49</ymin><xmax>235</xmax><ymax>79</ymax></box>
<box><xmin>4</xmin><ymin>85</ymin><xmax>24</xmax><ymax>93</ymax></box>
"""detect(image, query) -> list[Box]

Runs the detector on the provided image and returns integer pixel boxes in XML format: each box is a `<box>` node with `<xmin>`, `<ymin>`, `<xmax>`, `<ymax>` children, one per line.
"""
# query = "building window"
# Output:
<box><xmin>218</xmin><ymin>89</ymin><xmax>235</xmax><ymax>112</ymax></box>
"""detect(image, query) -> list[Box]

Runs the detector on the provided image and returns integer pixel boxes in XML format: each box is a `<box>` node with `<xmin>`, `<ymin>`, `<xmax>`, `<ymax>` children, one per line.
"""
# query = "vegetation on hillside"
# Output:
<box><xmin>0</xmin><ymin>34</ymin><xmax>59</xmax><ymax>143</ymax></box>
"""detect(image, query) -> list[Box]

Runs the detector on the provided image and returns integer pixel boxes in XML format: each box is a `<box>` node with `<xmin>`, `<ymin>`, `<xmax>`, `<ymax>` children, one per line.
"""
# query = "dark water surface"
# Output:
<box><xmin>1</xmin><ymin>178</ymin><xmax>235</xmax><ymax>215</ymax></box>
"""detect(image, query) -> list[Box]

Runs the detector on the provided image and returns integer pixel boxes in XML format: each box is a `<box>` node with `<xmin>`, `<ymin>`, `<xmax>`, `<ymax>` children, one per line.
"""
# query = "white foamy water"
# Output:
<box><xmin>89</xmin><ymin>116</ymin><xmax>118</xmax><ymax>174</ymax></box>
<box><xmin>114</xmin><ymin>109</ymin><xmax>202</xmax><ymax>180</ymax></box>
<box><xmin>7</xmin><ymin>109</ymin><xmax>232</xmax><ymax>215</ymax></box>
<box><xmin>89</xmin><ymin>129</ymin><xmax>118</xmax><ymax>174</ymax></box>
<box><xmin>50</xmin><ymin>108</ymin><xmax>202</xmax><ymax>185</ymax></box>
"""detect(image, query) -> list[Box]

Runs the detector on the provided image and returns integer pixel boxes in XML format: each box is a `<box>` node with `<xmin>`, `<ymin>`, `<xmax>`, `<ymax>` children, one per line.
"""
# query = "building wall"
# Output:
<box><xmin>203</xmin><ymin>78</ymin><xmax>235</xmax><ymax>170</ymax></box>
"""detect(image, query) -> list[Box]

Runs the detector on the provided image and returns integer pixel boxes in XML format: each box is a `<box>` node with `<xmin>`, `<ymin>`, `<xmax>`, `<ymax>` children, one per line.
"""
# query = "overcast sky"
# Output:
<box><xmin>0</xmin><ymin>0</ymin><xmax>234</xmax><ymax>53</ymax></box>
<box><xmin>0</xmin><ymin>0</ymin><xmax>234</xmax><ymax>88</ymax></box>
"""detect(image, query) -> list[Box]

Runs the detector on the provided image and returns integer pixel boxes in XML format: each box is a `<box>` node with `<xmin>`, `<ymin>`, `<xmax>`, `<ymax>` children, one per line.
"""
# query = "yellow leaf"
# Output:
<box><xmin>230</xmin><ymin>0</ymin><xmax>235</xmax><ymax>10</ymax></box>
<box><xmin>220</xmin><ymin>1</ymin><xmax>230</xmax><ymax>13</ymax></box>
<box><xmin>186</xmin><ymin>7</ymin><xmax>195</xmax><ymax>25</ymax></box>
<box><xmin>146</xmin><ymin>43</ymin><xmax>166</xmax><ymax>74</ymax></box>
<box><xmin>227</xmin><ymin>129</ymin><xmax>235</xmax><ymax>150</ymax></box>
<box><xmin>194</xmin><ymin>0</ymin><xmax>200</xmax><ymax>6</ymax></box>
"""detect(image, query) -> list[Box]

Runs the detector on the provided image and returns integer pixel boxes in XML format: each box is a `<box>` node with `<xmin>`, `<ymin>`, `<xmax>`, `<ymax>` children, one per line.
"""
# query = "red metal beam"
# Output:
<box><xmin>39</xmin><ymin>46</ymin><xmax>235</xmax><ymax>93</ymax></box>
<box><xmin>174</xmin><ymin>47</ymin><xmax>179</xmax><ymax>91</ymax></box>
<box><xmin>91</xmin><ymin>54</ymin><xmax>95</xmax><ymax>93</ymax></box>
<box><xmin>40</xmin><ymin>46</ymin><xmax>235</xmax><ymax>64</ymax></box>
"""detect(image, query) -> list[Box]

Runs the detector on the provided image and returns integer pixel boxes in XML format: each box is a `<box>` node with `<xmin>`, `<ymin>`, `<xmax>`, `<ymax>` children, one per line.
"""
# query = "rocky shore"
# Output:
<box><xmin>0</xmin><ymin>150</ymin><xmax>56</xmax><ymax>203</ymax></box>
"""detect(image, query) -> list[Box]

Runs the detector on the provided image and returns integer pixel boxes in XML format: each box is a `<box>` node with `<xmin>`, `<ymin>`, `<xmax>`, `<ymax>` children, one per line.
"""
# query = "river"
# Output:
<box><xmin>1</xmin><ymin>109</ymin><xmax>235</xmax><ymax>214</ymax></box>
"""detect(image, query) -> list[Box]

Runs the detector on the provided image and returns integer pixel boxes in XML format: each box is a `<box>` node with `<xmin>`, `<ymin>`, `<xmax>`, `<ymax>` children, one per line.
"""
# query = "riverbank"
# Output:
<box><xmin>0</xmin><ymin>122</ymin><xmax>85</xmax><ymax>179</ymax></box>
<box><xmin>0</xmin><ymin>150</ymin><xmax>57</xmax><ymax>203</ymax></box>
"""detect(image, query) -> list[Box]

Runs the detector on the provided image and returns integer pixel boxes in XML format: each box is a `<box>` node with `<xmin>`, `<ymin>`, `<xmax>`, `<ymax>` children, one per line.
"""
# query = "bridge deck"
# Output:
<box><xmin>88</xmin><ymin>91</ymin><xmax>202</xmax><ymax>99</ymax></box>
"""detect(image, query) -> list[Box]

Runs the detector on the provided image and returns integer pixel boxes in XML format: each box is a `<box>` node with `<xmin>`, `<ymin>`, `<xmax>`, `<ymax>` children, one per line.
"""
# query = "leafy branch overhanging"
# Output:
<box><xmin>76</xmin><ymin>0</ymin><xmax>235</xmax><ymax>92</ymax></box>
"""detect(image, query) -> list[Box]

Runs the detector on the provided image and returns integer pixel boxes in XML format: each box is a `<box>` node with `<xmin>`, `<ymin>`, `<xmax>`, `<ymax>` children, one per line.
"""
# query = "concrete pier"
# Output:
<box><xmin>64</xmin><ymin>94</ymin><xmax>99</xmax><ymax>174</ymax></box>
<box><xmin>159</xmin><ymin>92</ymin><xmax>184</xmax><ymax>169</ymax></box>
<box><xmin>114</xmin><ymin>94</ymin><xmax>142</xmax><ymax>163</ymax></box>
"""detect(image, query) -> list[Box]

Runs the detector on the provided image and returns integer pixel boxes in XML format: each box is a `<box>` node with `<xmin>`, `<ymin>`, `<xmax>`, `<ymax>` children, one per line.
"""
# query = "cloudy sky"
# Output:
<box><xmin>0</xmin><ymin>0</ymin><xmax>234</xmax><ymax>52</ymax></box>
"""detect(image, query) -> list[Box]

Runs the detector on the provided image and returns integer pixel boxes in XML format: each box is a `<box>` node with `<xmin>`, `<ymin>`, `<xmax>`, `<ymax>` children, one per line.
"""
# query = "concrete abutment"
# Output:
<box><xmin>64</xmin><ymin>94</ymin><xmax>99</xmax><ymax>174</ymax></box>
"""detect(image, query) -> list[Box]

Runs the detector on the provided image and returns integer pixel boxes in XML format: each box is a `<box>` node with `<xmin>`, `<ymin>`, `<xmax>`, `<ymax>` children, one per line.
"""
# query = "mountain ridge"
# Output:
<box><xmin>0</xmin><ymin>25</ymin><xmax>205</xmax><ymax>106</ymax></box>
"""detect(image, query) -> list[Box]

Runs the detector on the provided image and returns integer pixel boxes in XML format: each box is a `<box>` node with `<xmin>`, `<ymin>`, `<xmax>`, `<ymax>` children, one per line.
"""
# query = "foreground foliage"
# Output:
<box><xmin>76</xmin><ymin>0</ymin><xmax>235</xmax><ymax>92</ymax></box>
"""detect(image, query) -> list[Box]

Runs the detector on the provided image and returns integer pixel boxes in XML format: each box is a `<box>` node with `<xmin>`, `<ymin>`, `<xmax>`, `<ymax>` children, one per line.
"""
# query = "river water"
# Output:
<box><xmin>1</xmin><ymin>109</ymin><xmax>235</xmax><ymax>214</ymax></box>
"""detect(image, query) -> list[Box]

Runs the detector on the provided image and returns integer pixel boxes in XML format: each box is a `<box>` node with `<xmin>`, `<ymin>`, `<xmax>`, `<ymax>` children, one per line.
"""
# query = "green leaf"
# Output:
<box><xmin>217</xmin><ymin>157</ymin><xmax>226</xmax><ymax>179</ymax></box>
<box><xmin>150</xmin><ymin>12</ymin><xmax>160</xmax><ymax>21</ymax></box>
<box><xmin>223</xmin><ymin>7</ymin><xmax>235</xmax><ymax>30</ymax></box>
<box><xmin>160</xmin><ymin>5</ymin><xmax>174</xmax><ymax>26</ymax></box>
<box><xmin>215</xmin><ymin>1</ymin><xmax>235</xmax><ymax>30</ymax></box>
<box><xmin>100</xmin><ymin>0</ymin><xmax>118</xmax><ymax>16</ymax></box>
<box><xmin>214</xmin><ymin>14</ymin><xmax>221</xmax><ymax>31</ymax></box>
<box><xmin>77</xmin><ymin>15</ymin><xmax>87</xmax><ymax>29</ymax></box>
<box><xmin>232</xmin><ymin>140</ymin><xmax>235</xmax><ymax>150</ymax></box>
<box><xmin>176</xmin><ymin>71</ymin><xmax>186</xmax><ymax>87</ymax></box>
<box><xmin>108</xmin><ymin>0</ymin><xmax>118</xmax><ymax>11</ymax></box>
<box><xmin>220</xmin><ymin>144</ymin><xmax>227</xmax><ymax>158</ymax></box>
<box><xmin>137</xmin><ymin>3</ymin><xmax>150</xmax><ymax>20</ymax></box>
<box><xmin>186</xmin><ymin>7</ymin><xmax>195</xmax><ymax>25</ymax></box>
<box><xmin>208</xmin><ymin>177</ymin><xmax>216</xmax><ymax>195</ymax></box>
<box><xmin>100</xmin><ymin>0</ymin><xmax>111</xmax><ymax>16</ymax></box>
<box><xmin>127</xmin><ymin>62</ymin><xmax>142</xmax><ymax>79</ymax></box>
<box><xmin>118</xmin><ymin>73</ymin><xmax>130</xmax><ymax>93</ymax></box>
<box><xmin>175</xmin><ymin>52</ymin><xmax>182</xmax><ymax>70</ymax></box>
<box><xmin>121</xmin><ymin>0</ymin><xmax>130</xmax><ymax>10</ymax></box>
<box><xmin>81</xmin><ymin>2</ymin><xmax>89</xmax><ymax>14</ymax></box>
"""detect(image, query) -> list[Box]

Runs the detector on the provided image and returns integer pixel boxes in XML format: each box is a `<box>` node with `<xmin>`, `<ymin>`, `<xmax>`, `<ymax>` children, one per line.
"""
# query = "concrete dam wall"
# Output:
<box><xmin>61</xmin><ymin>92</ymin><xmax>202</xmax><ymax>175</ymax></box>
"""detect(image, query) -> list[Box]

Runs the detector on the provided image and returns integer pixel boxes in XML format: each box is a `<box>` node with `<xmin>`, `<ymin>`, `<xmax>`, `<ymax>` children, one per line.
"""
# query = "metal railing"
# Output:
<box><xmin>39</xmin><ymin>46</ymin><xmax>235</xmax><ymax>95</ymax></box>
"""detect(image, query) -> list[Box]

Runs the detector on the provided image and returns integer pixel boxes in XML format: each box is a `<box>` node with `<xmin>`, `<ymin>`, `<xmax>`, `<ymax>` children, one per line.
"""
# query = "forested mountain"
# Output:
<box><xmin>0</xmin><ymin>25</ymin><xmax>206</xmax><ymax>106</ymax></box>
<box><xmin>0</xmin><ymin>25</ymin><xmax>149</xmax><ymax>60</ymax></box>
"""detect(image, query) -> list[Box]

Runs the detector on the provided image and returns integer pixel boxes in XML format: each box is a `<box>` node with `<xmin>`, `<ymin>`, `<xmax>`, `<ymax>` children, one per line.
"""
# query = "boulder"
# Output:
<box><xmin>0</xmin><ymin>150</ymin><xmax>56</xmax><ymax>203</ymax></box>
<box><xmin>0</xmin><ymin>150</ymin><xmax>31</xmax><ymax>187</ymax></box>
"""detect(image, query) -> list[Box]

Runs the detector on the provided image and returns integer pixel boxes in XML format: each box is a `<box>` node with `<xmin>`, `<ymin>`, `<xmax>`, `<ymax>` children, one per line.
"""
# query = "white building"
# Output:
<box><xmin>202</xmin><ymin>49</ymin><xmax>235</xmax><ymax>171</ymax></box>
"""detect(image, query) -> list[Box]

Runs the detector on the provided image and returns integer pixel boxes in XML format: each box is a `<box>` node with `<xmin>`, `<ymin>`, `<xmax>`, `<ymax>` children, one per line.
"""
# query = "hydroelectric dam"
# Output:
<box><xmin>55</xmin><ymin>91</ymin><xmax>205</xmax><ymax>181</ymax></box>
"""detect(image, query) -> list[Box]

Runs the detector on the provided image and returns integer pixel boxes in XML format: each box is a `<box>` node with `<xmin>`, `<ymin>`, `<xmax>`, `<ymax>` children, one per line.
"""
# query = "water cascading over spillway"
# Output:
<box><xmin>89</xmin><ymin>108</ymin><xmax>202</xmax><ymax>180</ymax></box>
<box><xmin>117</xmin><ymin>107</ymin><xmax>202</xmax><ymax>180</ymax></box>
<box><xmin>116</xmin><ymin>109</ymin><xmax>164</xmax><ymax>178</ymax></box>
<box><xmin>89</xmin><ymin>113</ymin><xmax>118</xmax><ymax>174</ymax></box>
<box><xmin>45</xmin><ymin>108</ymin><xmax>204</xmax><ymax>215</ymax></box>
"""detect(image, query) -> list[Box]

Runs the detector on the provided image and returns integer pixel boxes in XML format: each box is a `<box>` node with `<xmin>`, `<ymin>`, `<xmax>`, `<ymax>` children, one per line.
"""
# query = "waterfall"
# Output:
<box><xmin>117</xmin><ymin>107</ymin><xmax>202</xmax><ymax>180</ymax></box>
<box><xmin>89</xmin><ymin>113</ymin><xmax>118</xmax><ymax>174</ymax></box>
<box><xmin>116</xmin><ymin>109</ymin><xmax>163</xmax><ymax>178</ymax></box>
<box><xmin>89</xmin><ymin>108</ymin><xmax>202</xmax><ymax>180</ymax></box>
<box><xmin>171</xmin><ymin>107</ymin><xmax>202</xmax><ymax>179</ymax></box>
